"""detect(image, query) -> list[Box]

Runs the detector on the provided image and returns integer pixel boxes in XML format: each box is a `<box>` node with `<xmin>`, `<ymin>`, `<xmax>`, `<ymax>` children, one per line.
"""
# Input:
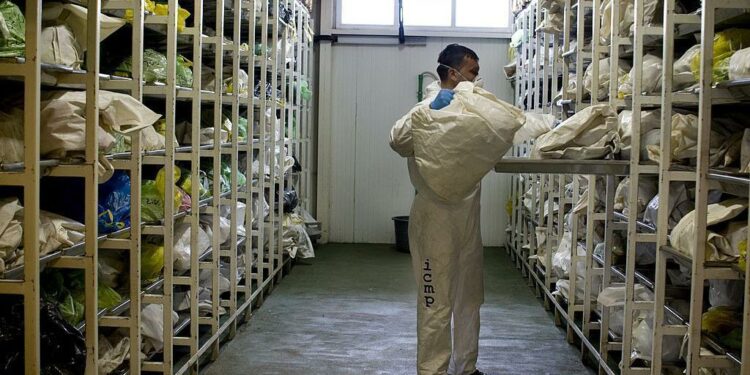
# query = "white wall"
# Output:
<box><xmin>318</xmin><ymin>37</ymin><xmax>513</xmax><ymax>245</ymax></box>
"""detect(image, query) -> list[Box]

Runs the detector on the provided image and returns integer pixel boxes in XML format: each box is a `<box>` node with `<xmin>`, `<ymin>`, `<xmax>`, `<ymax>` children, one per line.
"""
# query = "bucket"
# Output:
<box><xmin>392</xmin><ymin>216</ymin><xmax>410</xmax><ymax>253</ymax></box>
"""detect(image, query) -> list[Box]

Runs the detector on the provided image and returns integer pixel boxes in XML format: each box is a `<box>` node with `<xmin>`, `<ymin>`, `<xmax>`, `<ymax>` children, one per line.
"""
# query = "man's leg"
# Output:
<box><xmin>449</xmin><ymin>204</ymin><xmax>484</xmax><ymax>375</ymax></box>
<box><xmin>410</xmin><ymin>197</ymin><xmax>458</xmax><ymax>375</ymax></box>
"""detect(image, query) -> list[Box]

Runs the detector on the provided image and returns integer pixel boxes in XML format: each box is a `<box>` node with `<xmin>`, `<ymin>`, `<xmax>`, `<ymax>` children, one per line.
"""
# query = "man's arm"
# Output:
<box><xmin>389</xmin><ymin>110</ymin><xmax>416</xmax><ymax>158</ymax></box>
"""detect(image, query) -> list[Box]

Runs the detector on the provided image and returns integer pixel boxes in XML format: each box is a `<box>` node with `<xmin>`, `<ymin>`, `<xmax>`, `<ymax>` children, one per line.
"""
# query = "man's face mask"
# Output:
<box><xmin>441</xmin><ymin>63</ymin><xmax>480</xmax><ymax>85</ymax></box>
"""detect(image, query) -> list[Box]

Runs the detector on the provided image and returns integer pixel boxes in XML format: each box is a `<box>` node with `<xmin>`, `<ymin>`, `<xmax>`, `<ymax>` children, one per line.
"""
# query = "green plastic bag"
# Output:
<box><xmin>116</xmin><ymin>49</ymin><xmax>167</xmax><ymax>83</ymax></box>
<box><xmin>59</xmin><ymin>293</ymin><xmax>85</xmax><ymax>326</ymax></box>
<box><xmin>0</xmin><ymin>0</ymin><xmax>25</xmax><ymax>58</ymax></box>
<box><xmin>142</xmin><ymin>180</ymin><xmax>166</xmax><ymax>222</ymax></box>
<box><xmin>97</xmin><ymin>285</ymin><xmax>122</xmax><ymax>310</ymax></box>
<box><xmin>176</xmin><ymin>54</ymin><xmax>193</xmax><ymax>87</ymax></box>
<box><xmin>237</xmin><ymin>117</ymin><xmax>248</xmax><ymax>141</ymax></box>
<box><xmin>300</xmin><ymin>80</ymin><xmax>312</xmax><ymax>101</ymax></box>
<box><xmin>720</xmin><ymin>328</ymin><xmax>743</xmax><ymax>350</ymax></box>
<box><xmin>141</xmin><ymin>239</ymin><xmax>165</xmax><ymax>282</ymax></box>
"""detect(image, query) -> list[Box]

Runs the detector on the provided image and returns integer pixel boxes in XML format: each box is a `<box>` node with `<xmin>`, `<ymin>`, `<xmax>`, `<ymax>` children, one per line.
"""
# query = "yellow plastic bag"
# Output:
<box><xmin>125</xmin><ymin>0</ymin><xmax>191</xmax><ymax>32</ymax></box>
<box><xmin>155</xmin><ymin>167</ymin><xmax>183</xmax><ymax>210</ymax></box>
<box><xmin>739</xmin><ymin>239</ymin><xmax>747</xmax><ymax>272</ymax></box>
<box><xmin>702</xmin><ymin>306</ymin><xmax>742</xmax><ymax>335</ymax></box>
<box><xmin>691</xmin><ymin>28</ymin><xmax>750</xmax><ymax>83</ymax></box>
<box><xmin>141</xmin><ymin>240</ymin><xmax>165</xmax><ymax>282</ymax></box>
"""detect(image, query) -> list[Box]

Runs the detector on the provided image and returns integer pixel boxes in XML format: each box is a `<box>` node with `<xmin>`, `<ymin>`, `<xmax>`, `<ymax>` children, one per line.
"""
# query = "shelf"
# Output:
<box><xmin>612</xmin><ymin>212</ymin><xmax>656</xmax><ymax>233</ymax></box>
<box><xmin>495</xmin><ymin>158</ymin><xmax>629</xmax><ymax>175</ymax></box>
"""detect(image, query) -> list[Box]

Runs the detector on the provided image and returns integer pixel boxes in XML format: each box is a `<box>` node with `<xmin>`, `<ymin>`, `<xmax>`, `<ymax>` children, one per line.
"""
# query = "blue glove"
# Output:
<box><xmin>430</xmin><ymin>89</ymin><xmax>454</xmax><ymax>110</ymax></box>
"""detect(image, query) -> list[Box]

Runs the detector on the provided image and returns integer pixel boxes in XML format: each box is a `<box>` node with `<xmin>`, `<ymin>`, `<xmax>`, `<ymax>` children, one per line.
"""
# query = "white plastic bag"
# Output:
<box><xmin>411</xmin><ymin>81</ymin><xmax>525</xmax><ymax>202</ymax></box>
<box><xmin>709</xmin><ymin>279</ymin><xmax>744</xmax><ymax>308</ymax></box>
<box><xmin>619</xmin><ymin>54</ymin><xmax>663</xmax><ymax>96</ymax></box>
<box><xmin>98</xmin><ymin>334</ymin><xmax>130</xmax><ymax>375</ymax></box>
<box><xmin>532</xmin><ymin>104</ymin><xmax>620</xmax><ymax>159</ymax></box>
<box><xmin>673</xmin><ymin>45</ymin><xmax>701</xmax><ymax>90</ymax></box>
<box><xmin>729</xmin><ymin>47</ymin><xmax>750</xmax><ymax>80</ymax></box>
<box><xmin>173</xmin><ymin>219</ymin><xmax>211</xmax><ymax>272</ymax></box>
<box><xmin>282</xmin><ymin>213</ymin><xmax>315</xmax><ymax>259</ymax></box>
<box><xmin>141</xmin><ymin>304</ymin><xmax>178</xmax><ymax>354</ymax></box>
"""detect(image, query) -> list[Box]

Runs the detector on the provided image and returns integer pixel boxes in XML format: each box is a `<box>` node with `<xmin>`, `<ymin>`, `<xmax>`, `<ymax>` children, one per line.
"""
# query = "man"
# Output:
<box><xmin>389</xmin><ymin>44</ymin><xmax>486</xmax><ymax>375</ymax></box>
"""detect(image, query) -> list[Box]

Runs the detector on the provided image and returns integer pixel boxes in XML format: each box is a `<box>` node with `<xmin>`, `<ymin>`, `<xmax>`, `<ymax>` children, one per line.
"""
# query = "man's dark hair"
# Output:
<box><xmin>436</xmin><ymin>44</ymin><xmax>479</xmax><ymax>81</ymax></box>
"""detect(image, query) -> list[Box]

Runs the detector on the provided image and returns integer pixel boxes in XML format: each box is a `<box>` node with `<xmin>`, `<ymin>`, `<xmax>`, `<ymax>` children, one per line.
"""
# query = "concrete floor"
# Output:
<box><xmin>202</xmin><ymin>244</ymin><xmax>595</xmax><ymax>375</ymax></box>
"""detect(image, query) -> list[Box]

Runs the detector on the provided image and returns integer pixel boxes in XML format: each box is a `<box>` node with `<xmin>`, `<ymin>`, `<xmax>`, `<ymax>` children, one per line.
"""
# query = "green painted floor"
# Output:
<box><xmin>202</xmin><ymin>244</ymin><xmax>595</xmax><ymax>375</ymax></box>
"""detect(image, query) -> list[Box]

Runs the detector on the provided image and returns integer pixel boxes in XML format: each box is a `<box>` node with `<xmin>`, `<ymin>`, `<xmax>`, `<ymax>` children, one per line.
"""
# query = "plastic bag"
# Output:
<box><xmin>141</xmin><ymin>304</ymin><xmax>178</xmax><ymax>354</ymax></box>
<box><xmin>173</xmin><ymin>219</ymin><xmax>210</xmax><ymax>272</ymax></box>
<box><xmin>97</xmin><ymin>285</ymin><xmax>123</xmax><ymax>310</ymax></box>
<box><xmin>98</xmin><ymin>170</ymin><xmax>131</xmax><ymax>234</ymax></box>
<box><xmin>0</xmin><ymin>0</ymin><xmax>25</xmax><ymax>57</ymax></box>
<box><xmin>142</xmin><ymin>180</ymin><xmax>165</xmax><ymax>223</ymax></box>
<box><xmin>141</xmin><ymin>239</ymin><xmax>165</xmax><ymax>282</ymax></box>
<box><xmin>702</xmin><ymin>306</ymin><xmax>742</xmax><ymax>336</ymax></box>
<box><xmin>176</xmin><ymin>54</ymin><xmax>193</xmax><ymax>87</ymax></box>
<box><xmin>282</xmin><ymin>213</ymin><xmax>315</xmax><ymax>258</ymax></box>
<box><xmin>40</xmin><ymin>302</ymin><xmax>87</xmax><ymax>373</ymax></box>
<box><xmin>155</xmin><ymin>167</ymin><xmax>184</xmax><ymax>210</ymax></box>
<box><xmin>618</xmin><ymin>54</ymin><xmax>662</xmax><ymax>97</ymax></box>
<box><xmin>283</xmin><ymin>188</ymin><xmax>298</xmax><ymax>213</ymax></box>
<box><xmin>673</xmin><ymin>45</ymin><xmax>701</xmax><ymax>90</ymax></box>
<box><xmin>300</xmin><ymin>80</ymin><xmax>312</xmax><ymax>101</ymax></box>
<box><xmin>116</xmin><ymin>49</ymin><xmax>166</xmax><ymax>83</ymax></box>
<box><xmin>729</xmin><ymin>47</ymin><xmax>750</xmax><ymax>80</ymax></box>
<box><xmin>98</xmin><ymin>334</ymin><xmax>130</xmax><ymax>375</ymax></box>
<box><xmin>125</xmin><ymin>0</ymin><xmax>190</xmax><ymax>32</ymax></box>
<box><xmin>691</xmin><ymin>29</ymin><xmax>750</xmax><ymax>83</ymax></box>
<box><xmin>709</xmin><ymin>280</ymin><xmax>744</xmax><ymax>309</ymax></box>
<box><xmin>40</xmin><ymin>25</ymin><xmax>82</xmax><ymax>68</ymax></box>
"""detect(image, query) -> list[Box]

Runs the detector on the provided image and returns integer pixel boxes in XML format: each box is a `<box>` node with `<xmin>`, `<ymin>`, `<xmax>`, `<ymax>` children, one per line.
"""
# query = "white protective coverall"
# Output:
<box><xmin>389</xmin><ymin>81</ymin><xmax>524</xmax><ymax>375</ymax></box>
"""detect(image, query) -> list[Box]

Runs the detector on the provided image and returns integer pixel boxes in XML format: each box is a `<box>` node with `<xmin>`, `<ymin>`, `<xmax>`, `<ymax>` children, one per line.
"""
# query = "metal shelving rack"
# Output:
<box><xmin>0</xmin><ymin>0</ymin><xmax>316</xmax><ymax>373</ymax></box>
<box><xmin>509</xmin><ymin>0</ymin><xmax>750</xmax><ymax>373</ymax></box>
<box><xmin>650</xmin><ymin>1</ymin><xmax>750</xmax><ymax>374</ymax></box>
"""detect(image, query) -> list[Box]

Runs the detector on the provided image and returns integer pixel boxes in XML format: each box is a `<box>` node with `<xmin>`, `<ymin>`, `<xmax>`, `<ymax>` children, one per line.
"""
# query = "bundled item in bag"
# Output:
<box><xmin>116</xmin><ymin>49</ymin><xmax>193</xmax><ymax>87</ymax></box>
<box><xmin>282</xmin><ymin>213</ymin><xmax>315</xmax><ymax>258</ymax></box>
<box><xmin>40</xmin><ymin>25</ymin><xmax>82</xmax><ymax>68</ymax></box>
<box><xmin>583</xmin><ymin>57</ymin><xmax>630</xmax><ymax>100</ymax></box>
<box><xmin>702</xmin><ymin>306</ymin><xmax>742</xmax><ymax>349</ymax></box>
<box><xmin>141</xmin><ymin>237</ymin><xmax>165</xmax><ymax>282</ymax></box>
<box><xmin>618</xmin><ymin>54</ymin><xmax>662</xmax><ymax>97</ymax></box>
<box><xmin>0</xmin><ymin>0</ymin><xmax>26</xmax><ymax>57</ymax></box>
<box><xmin>617</xmin><ymin>109</ymin><xmax>661</xmax><ymax>161</ymax></box>
<box><xmin>406</xmin><ymin>82</ymin><xmax>525</xmax><ymax>203</ymax></box>
<box><xmin>40</xmin><ymin>90</ymin><xmax>162</xmax><ymax>159</ymax></box>
<box><xmin>729</xmin><ymin>46</ymin><xmax>750</xmax><ymax>80</ymax></box>
<box><xmin>691</xmin><ymin>28</ymin><xmax>750</xmax><ymax>83</ymax></box>
<box><xmin>531</xmin><ymin>104</ymin><xmax>620</xmax><ymax>160</ymax></box>
<box><xmin>98</xmin><ymin>170</ymin><xmax>131</xmax><ymax>234</ymax></box>
<box><xmin>125</xmin><ymin>0</ymin><xmax>190</xmax><ymax>32</ymax></box>
<box><xmin>671</xmin><ymin>198</ymin><xmax>748</xmax><ymax>262</ymax></box>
